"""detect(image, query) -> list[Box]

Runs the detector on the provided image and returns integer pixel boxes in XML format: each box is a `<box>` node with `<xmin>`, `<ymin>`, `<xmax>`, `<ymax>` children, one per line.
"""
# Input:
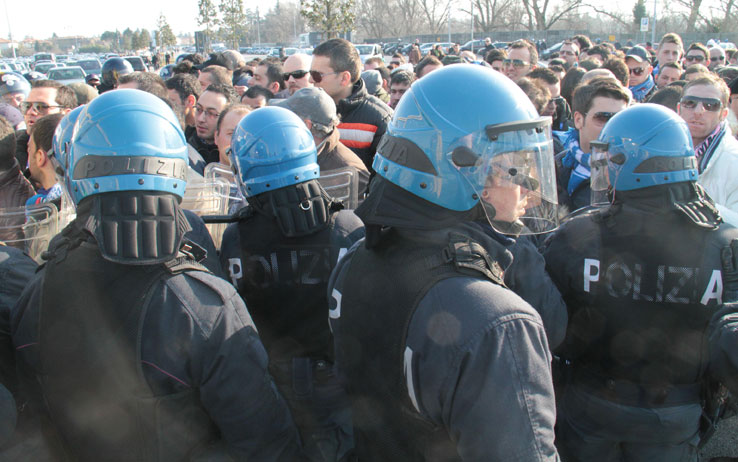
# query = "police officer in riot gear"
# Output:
<box><xmin>328</xmin><ymin>65</ymin><xmax>560</xmax><ymax>460</ymax></box>
<box><xmin>11</xmin><ymin>89</ymin><xmax>303</xmax><ymax>460</ymax></box>
<box><xmin>543</xmin><ymin>103</ymin><xmax>738</xmax><ymax>461</ymax></box>
<box><xmin>98</xmin><ymin>57</ymin><xmax>134</xmax><ymax>94</ymax></box>
<box><xmin>220</xmin><ymin>106</ymin><xmax>364</xmax><ymax>462</ymax></box>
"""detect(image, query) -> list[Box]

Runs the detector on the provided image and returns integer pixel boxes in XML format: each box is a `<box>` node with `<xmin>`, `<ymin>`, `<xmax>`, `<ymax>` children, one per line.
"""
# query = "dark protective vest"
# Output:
<box><xmin>38</xmin><ymin>234</ymin><xmax>217</xmax><ymax>461</ymax></box>
<box><xmin>235</xmin><ymin>209</ymin><xmax>344</xmax><ymax>361</ymax></box>
<box><xmin>335</xmin><ymin>227</ymin><xmax>506</xmax><ymax>462</ymax></box>
<box><xmin>565</xmin><ymin>203</ymin><xmax>732</xmax><ymax>406</ymax></box>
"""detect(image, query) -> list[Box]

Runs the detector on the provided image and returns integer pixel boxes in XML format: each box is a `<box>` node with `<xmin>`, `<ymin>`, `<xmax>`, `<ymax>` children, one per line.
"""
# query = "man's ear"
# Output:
<box><xmin>269</xmin><ymin>82</ymin><xmax>280</xmax><ymax>95</ymax></box>
<box><xmin>185</xmin><ymin>94</ymin><xmax>197</xmax><ymax>108</ymax></box>
<box><xmin>573</xmin><ymin>111</ymin><xmax>585</xmax><ymax>130</ymax></box>
<box><xmin>341</xmin><ymin>71</ymin><xmax>352</xmax><ymax>88</ymax></box>
<box><xmin>304</xmin><ymin>119</ymin><xmax>313</xmax><ymax>131</ymax></box>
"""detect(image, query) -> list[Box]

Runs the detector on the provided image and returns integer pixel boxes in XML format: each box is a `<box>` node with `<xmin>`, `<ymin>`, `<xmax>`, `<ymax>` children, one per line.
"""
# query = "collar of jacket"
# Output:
<box><xmin>394</xmin><ymin>221</ymin><xmax>515</xmax><ymax>272</ymax></box>
<box><xmin>337</xmin><ymin>78</ymin><xmax>368</xmax><ymax>117</ymax></box>
<box><xmin>316</xmin><ymin>128</ymin><xmax>340</xmax><ymax>157</ymax></box>
<box><xmin>0</xmin><ymin>159</ymin><xmax>22</xmax><ymax>187</ymax></box>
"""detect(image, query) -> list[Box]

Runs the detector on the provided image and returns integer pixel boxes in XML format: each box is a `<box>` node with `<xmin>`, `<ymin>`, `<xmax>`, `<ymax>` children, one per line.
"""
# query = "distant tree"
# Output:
<box><xmin>198</xmin><ymin>0</ymin><xmax>219</xmax><ymax>52</ymax></box>
<box><xmin>219</xmin><ymin>0</ymin><xmax>247</xmax><ymax>48</ymax></box>
<box><xmin>157</xmin><ymin>14</ymin><xmax>177</xmax><ymax>48</ymax></box>
<box><xmin>633</xmin><ymin>0</ymin><xmax>647</xmax><ymax>29</ymax></box>
<box><xmin>300</xmin><ymin>0</ymin><xmax>355</xmax><ymax>38</ymax></box>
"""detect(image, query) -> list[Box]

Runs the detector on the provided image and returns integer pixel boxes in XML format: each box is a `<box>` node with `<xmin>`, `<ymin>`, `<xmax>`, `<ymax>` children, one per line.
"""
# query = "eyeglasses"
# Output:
<box><xmin>195</xmin><ymin>105</ymin><xmax>220</xmax><ymax>119</ymax></box>
<box><xmin>587</xmin><ymin>111</ymin><xmax>618</xmax><ymax>123</ymax></box>
<box><xmin>685</xmin><ymin>55</ymin><xmax>705</xmax><ymax>62</ymax></box>
<box><xmin>710</xmin><ymin>56</ymin><xmax>726</xmax><ymax>62</ymax></box>
<box><xmin>309</xmin><ymin>70</ymin><xmax>340</xmax><ymax>83</ymax></box>
<box><xmin>283</xmin><ymin>70</ymin><xmax>309</xmax><ymax>81</ymax></box>
<box><xmin>680</xmin><ymin>96</ymin><xmax>723</xmax><ymax>112</ymax></box>
<box><xmin>21</xmin><ymin>101</ymin><xmax>61</xmax><ymax>113</ymax></box>
<box><xmin>502</xmin><ymin>59</ymin><xmax>529</xmax><ymax>69</ymax></box>
<box><xmin>628</xmin><ymin>67</ymin><xmax>646</xmax><ymax>76</ymax></box>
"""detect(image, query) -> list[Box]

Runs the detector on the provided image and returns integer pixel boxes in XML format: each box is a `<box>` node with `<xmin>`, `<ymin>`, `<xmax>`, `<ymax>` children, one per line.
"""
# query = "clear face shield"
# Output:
<box><xmin>589</xmin><ymin>141</ymin><xmax>611</xmax><ymax>207</ymax></box>
<box><xmin>450</xmin><ymin>118</ymin><xmax>559</xmax><ymax>235</ymax></box>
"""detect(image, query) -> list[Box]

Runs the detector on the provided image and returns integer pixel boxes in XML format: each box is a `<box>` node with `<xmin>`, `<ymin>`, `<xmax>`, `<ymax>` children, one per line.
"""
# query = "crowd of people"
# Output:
<box><xmin>0</xmin><ymin>30</ymin><xmax>736</xmax><ymax>461</ymax></box>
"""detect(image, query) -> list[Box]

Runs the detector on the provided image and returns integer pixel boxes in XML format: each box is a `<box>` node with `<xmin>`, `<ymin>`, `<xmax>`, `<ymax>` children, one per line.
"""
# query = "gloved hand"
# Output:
<box><xmin>721</xmin><ymin>239</ymin><xmax>738</xmax><ymax>303</ymax></box>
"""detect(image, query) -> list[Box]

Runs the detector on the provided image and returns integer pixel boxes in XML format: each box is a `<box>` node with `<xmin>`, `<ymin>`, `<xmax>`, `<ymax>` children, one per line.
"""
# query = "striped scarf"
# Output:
<box><xmin>559</xmin><ymin>129</ymin><xmax>591</xmax><ymax>196</ymax></box>
<box><xmin>695</xmin><ymin>121</ymin><xmax>726</xmax><ymax>173</ymax></box>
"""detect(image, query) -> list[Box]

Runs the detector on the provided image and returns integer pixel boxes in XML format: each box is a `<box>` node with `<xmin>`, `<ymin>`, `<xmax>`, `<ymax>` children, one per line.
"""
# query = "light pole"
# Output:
<box><xmin>256</xmin><ymin>7</ymin><xmax>261</xmax><ymax>46</ymax></box>
<box><xmin>470</xmin><ymin>0</ymin><xmax>474</xmax><ymax>41</ymax></box>
<box><xmin>3</xmin><ymin>0</ymin><xmax>15</xmax><ymax>59</ymax></box>
<box><xmin>650</xmin><ymin>0</ymin><xmax>657</xmax><ymax>45</ymax></box>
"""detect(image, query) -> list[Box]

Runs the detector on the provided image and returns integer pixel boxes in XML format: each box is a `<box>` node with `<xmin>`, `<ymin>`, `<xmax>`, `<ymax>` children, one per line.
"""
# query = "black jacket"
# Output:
<box><xmin>336</xmin><ymin>79</ymin><xmax>392</xmax><ymax>171</ymax></box>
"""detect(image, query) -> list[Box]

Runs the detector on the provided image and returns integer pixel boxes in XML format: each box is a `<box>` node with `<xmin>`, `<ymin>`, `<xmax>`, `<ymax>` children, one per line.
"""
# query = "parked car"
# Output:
<box><xmin>33</xmin><ymin>62</ymin><xmax>59</xmax><ymax>75</ymax></box>
<box><xmin>76</xmin><ymin>58</ymin><xmax>102</xmax><ymax>76</ymax></box>
<box><xmin>46</xmin><ymin>66</ymin><xmax>86</xmax><ymax>85</ymax></box>
<box><xmin>354</xmin><ymin>44</ymin><xmax>383</xmax><ymax>64</ymax></box>
<box><xmin>123</xmin><ymin>56</ymin><xmax>146</xmax><ymax>72</ymax></box>
<box><xmin>541</xmin><ymin>41</ymin><xmax>564</xmax><ymax>60</ymax></box>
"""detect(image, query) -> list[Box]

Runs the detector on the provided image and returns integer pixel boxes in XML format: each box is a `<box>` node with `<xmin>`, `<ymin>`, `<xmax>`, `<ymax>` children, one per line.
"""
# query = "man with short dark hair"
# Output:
<box><xmin>656</xmin><ymin>62</ymin><xmax>683</xmax><ymax>87</ymax></box>
<box><xmin>554</xmin><ymin>80</ymin><xmax>631</xmax><ymax>213</ymax></box>
<box><xmin>485</xmin><ymin>48</ymin><xmax>507</xmax><ymax>73</ymax></box>
<box><xmin>387</xmin><ymin>53</ymin><xmax>404</xmax><ymax>71</ymax></box>
<box><xmin>0</xmin><ymin>116</ymin><xmax>34</xmax><ymax>245</ymax></box>
<box><xmin>198</xmin><ymin>65</ymin><xmax>231</xmax><ymax>90</ymax></box>
<box><xmin>241</xmin><ymin>86</ymin><xmax>273</xmax><ymax>110</ymax></box>
<box><xmin>165</xmin><ymin>73</ymin><xmax>202</xmax><ymax>138</ymax></box>
<box><xmin>117</xmin><ymin>72</ymin><xmax>168</xmax><ymax>99</ymax></box>
<box><xmin>248</xmin><ymin>58</ymin><xmax>287</xmax><ymax>97</ymax></box>
<box><xmin>311</xmin><ymin>38</ymin><xmax>392</xmax><ymax>170</ymax></box>
<box><xmin>684</xmin><ymin>43</ymin><xmax>709</xmax><ymax>68</ymax></box>
<box><xmin>415</xmin><ymin>55</ymin><xmax>443</xmax><ymax>79</ymax></box>
<box><xmin>389</xmin><ymin>70</ymin><xmax>414</xmax><ymax>109</ymax></box>
<box><xmin>654</xmin><ymin>33</ymin><xmax>684</xmax><ymax>78</ymax></box>
<box><xmin>16</xmin><ymin>81</ymin><xmax>74</xmax><ymax>169</ymax></box>
<box><xmin>191</xmin><ymin>83</ymin><xmax>238</xmax><ymax>165</ymax></box>
<box><xmin>559</xmin><ymin>41</ymin><xmax>580</xmax><ymax>68</ymax></box>
<box><xmin>504</xmin><ymin>40</ymin><xmax>538</xmax><ymax>81</ymax></box>
<box><xmin>26</xmin><ymin>113</ymin><xmax>64</xmax><ymax>206</ymax></box>
<box><xmin>678</xmin><ymin>74</ymin><xmax>738</xmax><ymax>217</ymax></box>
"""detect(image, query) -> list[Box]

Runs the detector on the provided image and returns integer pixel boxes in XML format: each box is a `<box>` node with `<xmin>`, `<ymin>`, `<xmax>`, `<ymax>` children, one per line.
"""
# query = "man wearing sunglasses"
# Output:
<box><xmin>625</xmin><ymin>45</ymin><xmax>656</xmax><ymax>103</ymax></box>
<box><xmin>554</xmin><ymin>80</ymin><xmax>630</xmax><ymax>214</ymax></box>
<box><xmin>281</xmin><ymin>53</ymin><xmax>313</xmax><ymax>96</ymax></box>
<box><xmin>16</xmin><ymin>80</ymin><xmax>75</xmax><ymax>169</ymax></box>
<box><xmin>678</xmin><ymin>74</ymin><xmax>738</xmax><ymax>217</ymax></box>
<box><xmin>504</xmin><ymin>40</ymin><xmax>537</xmax><ymax>81</ymax></box>
<box><xmin>683</xmin><ymin>42</ymin><xmax>709</xmax><ymax>67</ymax></box>
<box><xmin>708</xmin><ymin>46</ymin><xmax>727</xmax><ymax>71</ymax></box>
<box><xmin>311</xmin><ymin>38</ymin><xmax>392</xmax><ymax>170</ymax></box>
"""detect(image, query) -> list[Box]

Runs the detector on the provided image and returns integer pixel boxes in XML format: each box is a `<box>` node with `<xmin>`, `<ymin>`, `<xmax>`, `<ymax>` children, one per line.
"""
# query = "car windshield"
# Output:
<box><xmin>355</xmin><ymin>45</ymin><xmax>375</xmax><ymax>55</ymax></box>
<box><xmin>35</xmin><ymin>63</ymin><xmax>56</xmax><ymax>73</ymax></box>
<box><xmin>124</xmin><ymin>58</ymin><xmax>145</xmax><ymax>71</ymax></box>
<box><xmin>48</xmin><ymin>68</ymin><xmax>85</xmax><ymax>80</ymax></box>
<box><xmin>77</xmin><ymin>60</ymin><xmax>101</xmax><ymax>71</ymax></box>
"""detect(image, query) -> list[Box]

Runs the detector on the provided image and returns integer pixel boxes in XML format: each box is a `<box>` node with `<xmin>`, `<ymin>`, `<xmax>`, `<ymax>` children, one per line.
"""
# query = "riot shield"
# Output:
<box><xmin>0</xmin><ymin>199</ymin><xmax>75</xmax><ymax>263</ymax></box>
<box><xmin>317</xmin><ymin>167</ymin><xmax>360</xmax><ymax>210</ymax></box>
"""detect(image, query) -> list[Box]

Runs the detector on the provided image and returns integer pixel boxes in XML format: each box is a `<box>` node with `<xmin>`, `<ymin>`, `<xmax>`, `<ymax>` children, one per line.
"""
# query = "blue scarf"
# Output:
<box><xmin>26</xmin><ymin>183</ymin><xmax>63</xmax><ymax>206</ymax></box>
<box><xmin>629</xmin><ymin>75</ymin><xmax>655</xmax><ymax>102</ymax></box>
<box><xmin>695</xmin><ymin>121</ymin><xmax>727</xmax><ymax>173</ymax></box>
<box><xmin>558</xmin><ymin>129</ymin><xmax>591</xmax><ymax>195</ymax></box>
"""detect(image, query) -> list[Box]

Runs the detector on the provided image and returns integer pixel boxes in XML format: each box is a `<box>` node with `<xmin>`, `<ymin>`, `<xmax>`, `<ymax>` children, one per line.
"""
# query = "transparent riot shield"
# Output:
<box><xmin>182</xmin><ymin>163</ymin><xmax>245</xmax><ymax>250</ymax></box>
<box><xmin>0</xmin><ymin>200</ymin><xmax>74</xmax><ymax>263</ymax></box>
<box><xmin>317</xmin><ymin>167</ymin><xmax>360</xmax><ymax>210</ymax></box>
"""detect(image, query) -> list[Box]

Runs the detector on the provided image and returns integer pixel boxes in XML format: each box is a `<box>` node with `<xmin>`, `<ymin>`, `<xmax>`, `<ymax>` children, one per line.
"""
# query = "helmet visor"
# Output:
<box><xmin>589</xmin><ymin>141</ymin><xmax>611</xmax><ymax>206</ymax></box>
<box><xmin>450</xmin><ymin>118</ymin><xmax>558</xmax><ymax>235</ymax></box>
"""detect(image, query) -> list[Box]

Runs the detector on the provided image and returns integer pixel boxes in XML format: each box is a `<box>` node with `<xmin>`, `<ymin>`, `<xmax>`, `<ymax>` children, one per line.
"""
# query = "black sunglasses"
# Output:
<box><xmin>283</xmin><ymin>70</ymin><xmax>309</xmax><ymax>81</ymax></box>
<box><xmin>710</xmin><ymin>56</ymin><xmax>726</xmax><ymax>62</ymax></box>
<box><xmin>680</xmin><ymin>96</ymin><xmax>722</xmax><ymax>112</ymax></box>
<box><xmin>629</xmin><ymin>67</ymin><xmax>646</xmax><ymax>76</ymax></box>
<box><xmin>588</xmin><ymin>111</ymin><xmax>617</xmax><ymax>123</ymax></box>
<box><xmin>685</xmin><ymin>55</ymin><xmax>706</xmax><ymax>62</ymax></box>
<box><xmin>309</xmin><ymin>70</ymin><xmax>339</xmax><ymax>83</ymax></box>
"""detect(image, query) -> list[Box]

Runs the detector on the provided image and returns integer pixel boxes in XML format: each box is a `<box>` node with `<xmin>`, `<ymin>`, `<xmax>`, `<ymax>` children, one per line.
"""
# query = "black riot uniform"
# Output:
<box><xmin>543</xmin><ymin>183</ymin><xmax>738</xmax><ymax>461</ymax></box>
<box><xmin>330</xmin><ymin>217</ymin><xmax>559</xmax><ymax>461</ymax></box>
<box><xmin>11</xmin><ymin>193</ymin><xmax>304</xmax><ymax>461</ymax></box>
<box><xmin>219</xmin><ymin>180</ymin><xmax>364</xmax><ymax>461</ymax></box>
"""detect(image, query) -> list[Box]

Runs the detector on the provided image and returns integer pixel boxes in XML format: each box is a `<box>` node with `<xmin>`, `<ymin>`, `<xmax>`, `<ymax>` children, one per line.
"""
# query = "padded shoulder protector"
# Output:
<box><xmin>77</xmin><ymin>191</ymin><xmax>192</xmax><ymax>265</ymax></box>
<box><xmin>252</xmin><ymin>179</ymin><xmax>342</xmax><ymax>238</ymax></box>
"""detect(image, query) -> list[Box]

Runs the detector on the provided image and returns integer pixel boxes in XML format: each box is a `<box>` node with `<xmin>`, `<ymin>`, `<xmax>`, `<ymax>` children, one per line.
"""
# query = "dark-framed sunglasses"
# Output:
<box><xmin>628</xmin><ymin>67</ymin><xmax>646</xmax><ymax>76</ymax></box>
<box><xmin>710</xmin><ymin>56</ymin><xmax>726</xmax><ymax>62</ymax></box>
<box><xmin>685</xmin><ymin>54</ymin><xmax>706</xmax><ymax>62</ymax></box>
<box><xmin>680</xmin><ymin>96</ymin><xmax>723</xmax><ymax>112</ymax></box>
<box><xmin>588</xmin><ymin>111</ymin><xmax>617</xmax><ymax>123</ymax></box>
<box><xmin>502</xmin><ymin>59</ymin><xmax>529</xmax><ymax>69</ymax></box>
<box><xmin>283</xmin><ymin>70</ymin><xmax>309</xmax><ymax>81</ymax></box>
<box><xmin>309</xmin><ymin>70</ymin><xmax>340</xmax><ymax>83</ymax></box>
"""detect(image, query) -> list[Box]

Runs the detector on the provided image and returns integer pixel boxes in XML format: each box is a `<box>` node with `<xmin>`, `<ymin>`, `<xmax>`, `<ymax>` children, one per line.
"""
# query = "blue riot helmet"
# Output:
<box><xmin>101</xmin><ymin>57</ymin><xmax>134</xmax><ymax>88</ymax></box>
<box><xmin>590</xmin><ymin>103</ymin><xmax>697</xmax><ymax>205</ymax></box>
<box><xmin>67</xmin><ymin>89</ymin><xmax>188</xmax><ymax>205</ymax></box>
<box><xmin>372</xmin><ymin>64</ymin><xmax>558</xmax><ymax>234</ymax></box>
<box><xmin>50</xmin><ymin>105</ymin><xmax>84</xmax><ymax>178</ymax></box>
<box><xmin>230</xmin><ymin>106</ymin><xmax>319</xmax><ymax>198</ymax></box>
